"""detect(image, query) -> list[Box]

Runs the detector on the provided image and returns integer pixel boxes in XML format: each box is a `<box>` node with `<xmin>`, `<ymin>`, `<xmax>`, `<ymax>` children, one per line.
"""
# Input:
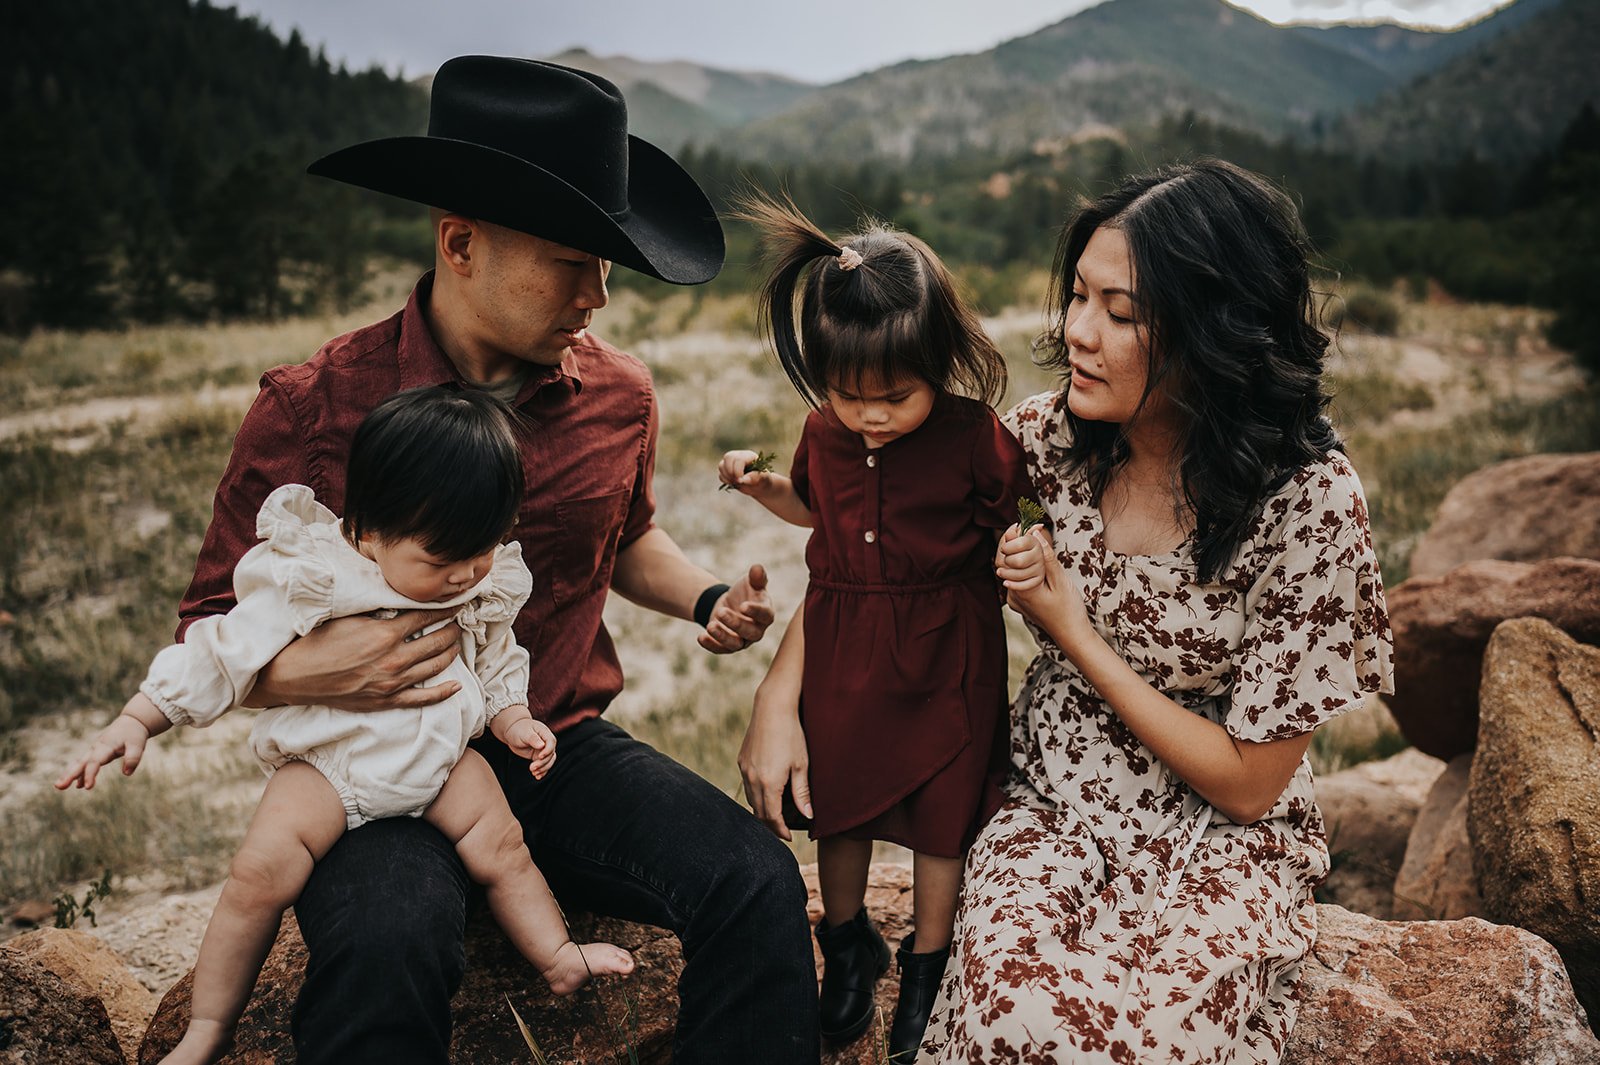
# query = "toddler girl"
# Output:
<box><xmin>721</xmin><ymin>196</ymin><xmax>1033</xmax><ymax>1062</ymax></box>
<box><xmin>58</xmin><ymin>386</ymin><xmax>632</xmax><ymax>1065</ymax></box>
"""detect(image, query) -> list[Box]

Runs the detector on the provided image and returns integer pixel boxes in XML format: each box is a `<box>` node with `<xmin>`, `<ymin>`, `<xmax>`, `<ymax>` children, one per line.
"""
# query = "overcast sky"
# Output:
<box><xmin>228</xmin><ymin>0</ymin><xmax>1512</xmax><ymax>84</ymax></box>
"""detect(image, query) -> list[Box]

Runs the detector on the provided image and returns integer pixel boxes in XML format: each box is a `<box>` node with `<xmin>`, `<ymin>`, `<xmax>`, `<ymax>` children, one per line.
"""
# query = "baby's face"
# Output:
<box><xmin>359</xmin><ymin>535</ymin><xmax>497</xmax><ymax>602</ymax></box>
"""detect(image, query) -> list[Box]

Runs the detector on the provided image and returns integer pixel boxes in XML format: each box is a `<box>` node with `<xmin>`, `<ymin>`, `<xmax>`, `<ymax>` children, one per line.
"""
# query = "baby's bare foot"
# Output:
<box><xmin>158</xmin><ymin>1019</ymin><xmax>235</xmax><ymax>1065</ymax></box>
<box><xmin>541</xmin><ymin>939</ymin><xmax>635</xmax><ymax>995</ymax></box>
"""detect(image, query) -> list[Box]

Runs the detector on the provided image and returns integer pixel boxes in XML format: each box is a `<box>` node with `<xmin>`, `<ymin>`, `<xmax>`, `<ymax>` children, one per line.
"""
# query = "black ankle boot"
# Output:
<box><xmin>815</xmin><ymin>907</ymin><xmax>891</xmax><ymax>1043</ymax></box>
<box><xmin>888</xmin><ymin>933</ymin><xmax>952</xmax><ymax>1063</ymax></box>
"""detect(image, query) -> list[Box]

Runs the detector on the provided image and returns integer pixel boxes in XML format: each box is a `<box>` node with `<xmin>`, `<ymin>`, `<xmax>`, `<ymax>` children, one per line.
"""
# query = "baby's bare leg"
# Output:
<box><xmin>162</xmin><ymin>761</ymin><xmax>346</xmax><ymax>1065</ymax></box>
<box><xmin>425</xmin><ymin>748</ymin><xmax>633</xmax><ymax>994</ymax></box>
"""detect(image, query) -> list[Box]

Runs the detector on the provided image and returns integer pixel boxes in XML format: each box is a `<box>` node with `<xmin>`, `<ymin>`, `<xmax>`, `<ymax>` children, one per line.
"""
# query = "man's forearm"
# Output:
<box><xmin>610</xmin><ymin>527</ymin><xmax>720</xmax><ymax>620</ymax></box>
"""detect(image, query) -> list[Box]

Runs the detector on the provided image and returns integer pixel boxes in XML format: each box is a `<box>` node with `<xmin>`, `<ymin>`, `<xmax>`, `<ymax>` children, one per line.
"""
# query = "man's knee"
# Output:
<box><xmin>700</xmin><ymin>818</ymin><xmax>809</xmax><ymax>933</ymax></box>
<box><xmin>296</xmin><ymin>818</ymin><xmax>469</xmax><ymax>985</ymax></box>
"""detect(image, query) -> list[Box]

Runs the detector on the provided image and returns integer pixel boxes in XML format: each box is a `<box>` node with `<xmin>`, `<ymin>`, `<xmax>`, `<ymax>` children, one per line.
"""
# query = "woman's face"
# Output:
<box><xmin>1062</xmin><ymin>227</ymin><xmax>1167</xmax><ymax>429</ymax></box>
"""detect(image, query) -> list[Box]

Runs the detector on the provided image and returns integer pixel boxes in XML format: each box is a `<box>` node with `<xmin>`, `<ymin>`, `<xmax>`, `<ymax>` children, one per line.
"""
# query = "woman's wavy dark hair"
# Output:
<box><xmin>734</xmin><ymin>190</ymin><xmax>1006</xmax><ymax>408</ymax></box>
<box><xmin>1036</xmin><ymin>158</ymin><xmax>1340</xmax><ymax>583</ymax></box>
<box><xmin>343</xmin><ymin>386</ymin><xmax>524</xmax><ymax>561</ymax></box>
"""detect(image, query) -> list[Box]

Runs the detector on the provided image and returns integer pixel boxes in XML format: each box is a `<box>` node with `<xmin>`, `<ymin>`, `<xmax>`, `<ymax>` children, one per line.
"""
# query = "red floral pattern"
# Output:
<box><xmin>923</xmin><ymin>391</ymin><xmax>1394</xmax><ymax>1064</ymax></box>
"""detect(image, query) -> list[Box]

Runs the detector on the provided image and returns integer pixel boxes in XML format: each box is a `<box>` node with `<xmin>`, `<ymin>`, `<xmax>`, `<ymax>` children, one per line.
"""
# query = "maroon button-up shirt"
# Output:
<box><xmin>177</xmin><ymin>272</ymin><xmax>658</xmax><ymax>734</ymax></box>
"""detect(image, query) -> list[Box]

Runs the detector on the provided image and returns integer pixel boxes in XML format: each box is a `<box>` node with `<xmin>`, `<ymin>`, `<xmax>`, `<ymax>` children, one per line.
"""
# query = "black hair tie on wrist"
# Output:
<box><xmin>694</xmin><ymin>583</ymin><xmax>732</xmax><ymax>629</ymax></box>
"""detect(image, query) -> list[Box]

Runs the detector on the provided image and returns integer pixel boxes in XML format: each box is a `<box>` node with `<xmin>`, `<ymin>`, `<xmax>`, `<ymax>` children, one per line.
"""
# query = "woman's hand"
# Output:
<box><xmin>996</xmin><ymin>525</ymin><xmax>1091</xmax><ymax>645</ymax></box>
<box><xmin>738</xmin><ymin>682</ymin><xmax>812</xmax><ymax>842</ymax></box>
<box><xmin>245</xmin><ymin>608</ymin><xmax>463</xmax><ymax>710</ymax></box>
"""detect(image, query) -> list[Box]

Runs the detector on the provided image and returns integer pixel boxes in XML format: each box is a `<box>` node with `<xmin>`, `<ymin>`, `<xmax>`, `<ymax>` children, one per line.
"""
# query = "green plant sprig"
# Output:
<box><xmin>1017</xmin><ymin>497</ymin><xmax>1046</xmax><ymax>535</ymax></box>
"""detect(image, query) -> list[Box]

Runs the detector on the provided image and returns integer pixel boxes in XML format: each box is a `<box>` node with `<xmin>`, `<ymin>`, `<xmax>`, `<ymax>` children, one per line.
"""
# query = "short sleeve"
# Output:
<box><xmin>790</xmin><ymin>413</ymin><xmax>818</xmax><ymax>511</ymax></box>
<box><xmin>1226</xmin><ymin>456</ymin><xmax>1394</xmax><ymax>742</ymax></box>
<box><xmin>618</xmin><ymin>375</ymin><xmax>659</xmax><ymax>550</ymax></box>
<box><xmin>969</xmin><ymin>409</ymin><xmax>1034</xmax><ymax>532</ymax></box>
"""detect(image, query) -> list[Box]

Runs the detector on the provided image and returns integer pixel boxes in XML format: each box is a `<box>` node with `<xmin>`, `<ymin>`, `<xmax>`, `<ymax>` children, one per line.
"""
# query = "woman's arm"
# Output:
<box><xmin>998</xmin><ymin>527</ymin><xmax>1310</xmax><ymax>824</ymax></box>
<box><xmin>737</xmin><ymin>602</ymin><xmax>812</xmax><ymax>840</ymax></box>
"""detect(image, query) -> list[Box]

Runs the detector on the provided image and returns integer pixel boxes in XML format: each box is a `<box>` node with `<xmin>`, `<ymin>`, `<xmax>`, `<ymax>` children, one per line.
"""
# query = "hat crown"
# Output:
<box><xmin>427</xmin><ymin>56</ymin><xmax>629</xmax><ymax>215</ymax></box>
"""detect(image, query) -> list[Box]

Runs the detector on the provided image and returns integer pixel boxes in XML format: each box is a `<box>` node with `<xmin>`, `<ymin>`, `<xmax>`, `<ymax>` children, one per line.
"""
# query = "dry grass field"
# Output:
<box><xmin>1</xmin><ymin>271</ymin><xmax>1593</xmax><ymax>968</ymax></box>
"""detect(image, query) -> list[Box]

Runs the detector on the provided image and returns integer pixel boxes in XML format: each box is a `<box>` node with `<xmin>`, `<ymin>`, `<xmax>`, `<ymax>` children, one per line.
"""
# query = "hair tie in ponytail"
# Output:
<box><xmin>836</xmin><ymin>246</ymin><xmax>864</xmax><ymax>271</ymax></box>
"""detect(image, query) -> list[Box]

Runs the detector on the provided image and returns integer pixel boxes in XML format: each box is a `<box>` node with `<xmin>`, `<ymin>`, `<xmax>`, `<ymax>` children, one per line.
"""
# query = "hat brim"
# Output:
<box><xmin>307</xmin><ymin>135</ymin><xmax>724</xmax><ymax>285</ymax></box>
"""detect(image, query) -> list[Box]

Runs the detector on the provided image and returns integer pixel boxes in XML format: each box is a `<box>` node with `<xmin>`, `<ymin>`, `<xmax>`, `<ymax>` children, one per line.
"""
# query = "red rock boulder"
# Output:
<box><xmin>1409</xmin><ymin>453</ymin><xmax>1600</xmax><ymax>578</ymax></box>
<box><xmin>1386</xmin><ymin>558</ymin><xmax>1600</xmax><ymax>758</ymax></box>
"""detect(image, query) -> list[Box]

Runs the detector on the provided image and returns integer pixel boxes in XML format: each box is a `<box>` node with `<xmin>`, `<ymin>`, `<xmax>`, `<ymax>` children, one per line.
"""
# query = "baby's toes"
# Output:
<box><xmin>584</xmin><ymin>942</ymin><xmax>635</xmax><ymax>975</ymax></box>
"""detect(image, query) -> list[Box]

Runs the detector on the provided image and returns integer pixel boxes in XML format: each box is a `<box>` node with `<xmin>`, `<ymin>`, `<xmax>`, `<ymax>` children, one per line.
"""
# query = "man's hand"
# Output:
<box><xmin>698</xmin><ymin>564</ymin><xmax>776</xmax><ymax>654</ymax></box>
<box><xmin>246</xmin><ymin>608</ymin><xmax>464</xmax><ymax>711</ymax></box>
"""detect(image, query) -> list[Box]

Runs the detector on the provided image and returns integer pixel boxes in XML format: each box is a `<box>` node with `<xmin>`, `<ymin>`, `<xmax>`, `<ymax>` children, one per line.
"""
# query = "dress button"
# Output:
<box><xmin>864</xmin><ymin>530</ymin><xmax>876</xmax><ymax>544</ymax></box>
<box><xmin>866</xmin><ymin>455</ymin><xmax>877</xmax><ymax>468</ymax></box>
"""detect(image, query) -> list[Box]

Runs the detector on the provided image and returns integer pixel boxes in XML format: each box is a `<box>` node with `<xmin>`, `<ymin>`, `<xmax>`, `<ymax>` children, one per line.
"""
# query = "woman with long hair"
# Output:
<box><xmin>920</xmin><ymin>158</ymin><xmax>1393</xmax><ymax>1063</ymax></box>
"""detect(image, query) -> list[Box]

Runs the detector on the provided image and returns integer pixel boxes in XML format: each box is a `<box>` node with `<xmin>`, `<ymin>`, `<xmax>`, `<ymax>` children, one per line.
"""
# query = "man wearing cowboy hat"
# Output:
<box><xmin>175</xmin><ymin>56</ymin><xmax>819</xmax><ymax>1063</ymax></box>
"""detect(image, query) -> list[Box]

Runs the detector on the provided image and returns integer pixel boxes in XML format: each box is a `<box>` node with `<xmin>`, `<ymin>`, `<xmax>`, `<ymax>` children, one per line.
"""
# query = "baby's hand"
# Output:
<box><xmin>56</xmin><ymin>702</ymin><xmax>155</xmax><ymax>790</ymax></box>
<box><xmin>718</xmin><ymin>449</ymin><xmax>775</xmax><ymax>496</ymax></box>
<box><xmin>504</xmin><ymin>716</ymin><xmax>557</xmax><ymax>779</ymax></box>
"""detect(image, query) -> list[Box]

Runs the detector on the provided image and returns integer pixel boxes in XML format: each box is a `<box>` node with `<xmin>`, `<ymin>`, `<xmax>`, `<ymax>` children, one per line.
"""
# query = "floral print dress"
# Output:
<box><xmin>922</xmin><ymin>391</ymin><xmax>1393</xmax><ymax>1065</ymax></box>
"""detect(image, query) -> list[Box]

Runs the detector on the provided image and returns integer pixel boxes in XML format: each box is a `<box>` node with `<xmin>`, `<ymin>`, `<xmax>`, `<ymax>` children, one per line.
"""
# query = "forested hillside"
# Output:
<box><xmin>0</xmin><ymin>0</ymin><xmax>428</xmax><ymax>328</ymax></box>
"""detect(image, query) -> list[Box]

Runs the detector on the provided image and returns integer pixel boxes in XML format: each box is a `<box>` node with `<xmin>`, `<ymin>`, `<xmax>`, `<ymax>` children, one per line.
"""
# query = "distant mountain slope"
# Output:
<box><xmin>544</xmin><ymin>48</ymin><xmax>814</xmax><ymax>150</ymax></box>
<box><xmin>726</xmin><ymin>0</ymin><xmax>1439</xmax><ymax>162</ymax></box>
<box><xmin>721</xmin><ymin>0</ymin><xmax>1564</xmax><ymax>164</ymax></box>
<box><xmin>1292</xmin><ymin>0</ymin><xmax>1563</xmax><ymax>83</ymax></box>
<box><xmin>1335</xmin><ymin>0</ymin><xmax>1599</xmax><ymax>162</ymax></box>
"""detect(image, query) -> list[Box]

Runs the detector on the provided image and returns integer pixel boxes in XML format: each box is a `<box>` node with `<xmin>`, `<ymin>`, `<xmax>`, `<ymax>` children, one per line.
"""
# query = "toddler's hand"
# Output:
<box><xmin>505</xmin><ymin>717</ymin><xmax>557</xmax><ymax>779</ymax></box>
<box><xmin>718</xmin><ymin>449</ymin><xmax>773</xmax><ymax>496</ymax></box>
<box><xmin>56</xmin><ymin>702</ymin><xmax>155</xmax><ymax>790</ymax></box>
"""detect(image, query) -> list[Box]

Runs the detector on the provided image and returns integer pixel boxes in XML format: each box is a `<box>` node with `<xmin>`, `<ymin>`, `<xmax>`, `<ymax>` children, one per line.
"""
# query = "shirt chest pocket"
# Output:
<box><xmin>549</xmin><ymin>490</ymin><xmax>630</xmax><ymax>609</ymax></box>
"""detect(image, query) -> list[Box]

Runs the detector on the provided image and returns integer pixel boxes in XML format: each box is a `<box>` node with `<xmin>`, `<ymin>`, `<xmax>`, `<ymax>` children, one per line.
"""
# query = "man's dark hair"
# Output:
<box><xmin>736</xmin><ymin>191</ymin><xmax>1007</xmax><ymax>409</ymax></box>
<box><xmin>1037</xmin><ymin>158</ymin><xmax>1341</xmax><ymax>584</ymax></box>
<box><xmin>343</xmin><ymin>386</ymin><xmax>524</xmax><ymax>561</ymax></box>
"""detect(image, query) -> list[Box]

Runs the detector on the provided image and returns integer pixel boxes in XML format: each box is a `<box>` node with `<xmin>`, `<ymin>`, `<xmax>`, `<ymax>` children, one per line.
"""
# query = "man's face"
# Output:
<box><xmin>466</xmin><ymin>223</ymin><xmax>612</xmax><ymax>368</ymax></box>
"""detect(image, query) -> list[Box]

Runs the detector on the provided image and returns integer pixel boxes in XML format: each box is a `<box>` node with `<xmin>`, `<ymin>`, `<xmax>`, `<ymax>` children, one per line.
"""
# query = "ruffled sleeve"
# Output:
<box><xmin>969</xmin><ymin>407</ymin><xmax>1034</xmax><ymax>532</ymax></box>
<box><xmin>254</xmin><ymin>484</ymin><xmax>339</xmax><ymax>636</ymax></box>
<box><xmin>461</xmin><ymin>542</ymin><xmax>533</xmax><ymax>717</ymax></box>
<box><xmin>1226</xmin><ymin>454</ymin><xmax>1394</xmax><ymax>742</ymax></box>
<box><xmin>140</xmin><ymin>540</ymin><xmax>303</xmax><ymax>727</ymax></box>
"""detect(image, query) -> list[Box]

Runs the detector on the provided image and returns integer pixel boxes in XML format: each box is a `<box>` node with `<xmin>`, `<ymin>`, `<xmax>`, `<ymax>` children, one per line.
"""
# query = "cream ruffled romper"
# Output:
<box><xmin>139</xmin><ymin>484</ymin><xmax>533</xmax><ymax>829</ymax></box>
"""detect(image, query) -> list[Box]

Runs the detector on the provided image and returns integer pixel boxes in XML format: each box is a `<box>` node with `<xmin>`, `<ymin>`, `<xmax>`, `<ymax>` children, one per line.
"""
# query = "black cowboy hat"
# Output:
<box><xmin>307</xmin><ymin>55</ymin><xmax>724</xmax><ymax>285</ymax></box>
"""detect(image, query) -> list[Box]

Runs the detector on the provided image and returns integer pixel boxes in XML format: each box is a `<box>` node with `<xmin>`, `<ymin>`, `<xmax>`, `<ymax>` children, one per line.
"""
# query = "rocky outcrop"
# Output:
<box><xmin>0</xmin><ymin>947</ymin><xmax>126</xmax><ymax>1064</ymax></box>
<box><xmin>1470</xmin><ymin>617</ymin><xmax>1600</xmax><ymax>1035</ymax></box>
<box><xmin>1284</xmin><ymin>907</ymin><xmax>1600</xmax><ymax>1064</ymax></box>
<box><xmin>138</xmin><ymin>910</ymin><xmax>683</xmax><ymax>1064</ymax></box>
<box><xmin>1314</xmin><ymin>749</ymin><xmax>1443</xmax><ymax>918</ymax></box>
<box><xmin>1386</xmin><ymin>557</ymin><xmax>1600</xmax><ymax>758</ymax></box>
<box><xmin>132</xmin><ymin>858</ymin><xmax>1600</xmax><ymax>1063</ymax></box>
<box><xmin>2</xmin><ymin>927</ymin><xmax>155</xmax><ymax>1062</ymax></box>
<box><xmin>1392</xmin><ymin>754</ymin><xmax>1485</xmax><ymax>921</ymax></box>
<box><xmin>1409</xmin><ymin>453</ymin><xmax>1600</xmax><ymax>578</ymax></box>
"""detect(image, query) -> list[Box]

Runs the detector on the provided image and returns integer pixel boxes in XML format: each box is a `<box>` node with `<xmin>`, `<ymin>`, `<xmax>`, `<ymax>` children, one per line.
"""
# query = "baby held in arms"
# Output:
<box><xmin>58</xmin><ymin>386</ymin><xmax>632</xmax><ymax>1065</ymax></box>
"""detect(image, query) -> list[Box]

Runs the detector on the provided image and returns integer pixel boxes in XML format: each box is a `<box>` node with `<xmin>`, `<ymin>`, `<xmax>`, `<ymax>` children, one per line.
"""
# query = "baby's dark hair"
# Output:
<box><xmin>343</xmin><ymin>386</ymin><xmax>524</xmax><ymax>561</ymax></box>
<box><xmin>734</xmin><ymin>191</ymin><xmax>1006</xmax><ymax>409</ymax></box>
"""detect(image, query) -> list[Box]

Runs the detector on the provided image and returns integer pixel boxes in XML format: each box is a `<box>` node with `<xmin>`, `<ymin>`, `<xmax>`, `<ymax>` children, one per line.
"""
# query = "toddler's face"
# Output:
<box><xmin>359</xmin><ymin>535</ymin><xmax>498</xmax><ymax>602</ymax></box>
<box><xmin>825</xmin><ymin>374</ymin><xmax>936</xmax><ymax>449</ymax></box>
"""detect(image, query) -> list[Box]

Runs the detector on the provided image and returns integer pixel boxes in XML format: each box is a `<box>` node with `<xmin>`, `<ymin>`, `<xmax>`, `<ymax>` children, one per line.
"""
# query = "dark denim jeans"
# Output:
<box><xmin>290</xmin><ymin>718</ymin><xmax>820</xmax><ymax>1063</ymax></box>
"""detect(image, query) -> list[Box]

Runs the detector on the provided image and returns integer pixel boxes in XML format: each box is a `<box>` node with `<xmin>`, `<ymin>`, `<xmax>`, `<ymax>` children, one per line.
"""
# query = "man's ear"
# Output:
<box><xmin>435</xmin><ymin>211</ymin><xmax>476</xmax><ymax>277</ymax></box>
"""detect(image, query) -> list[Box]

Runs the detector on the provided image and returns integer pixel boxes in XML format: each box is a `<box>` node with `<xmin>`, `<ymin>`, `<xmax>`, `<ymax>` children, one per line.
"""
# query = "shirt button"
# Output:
<box><xmin>866</xmin><ymin>455</ymin><xmax>877</xmax><ymax>468</ymax></box>
<box><xmin>864</xmin><ymin>530</ymin><xmax>876</xmax><ymax>544</ymax></box>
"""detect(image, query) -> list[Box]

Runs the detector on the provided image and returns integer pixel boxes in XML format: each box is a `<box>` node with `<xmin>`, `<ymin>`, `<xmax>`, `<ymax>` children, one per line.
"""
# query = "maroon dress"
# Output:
<box><xmin>791</xmin><ymin>393</ymin><xmax>1033</xmax><ymax>857</ymax></box>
